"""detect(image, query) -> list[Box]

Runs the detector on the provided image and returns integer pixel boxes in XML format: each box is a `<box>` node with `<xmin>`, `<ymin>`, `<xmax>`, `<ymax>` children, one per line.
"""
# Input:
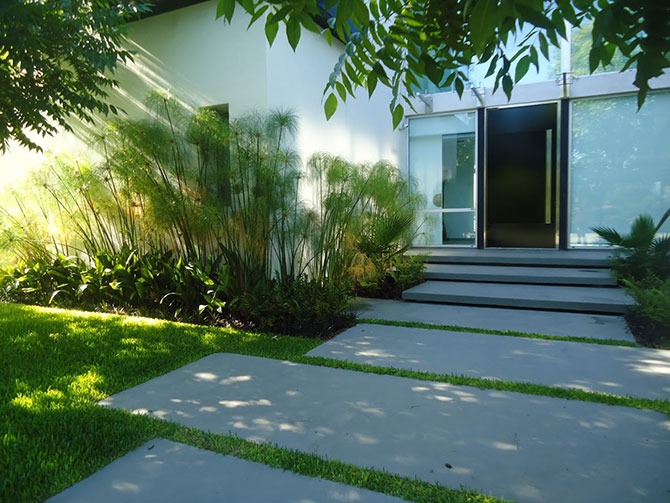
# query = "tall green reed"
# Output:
<box><xmin>1</xmin><ymin>93</ymin><xmax>424</xmax><ymax>304</ymax></box>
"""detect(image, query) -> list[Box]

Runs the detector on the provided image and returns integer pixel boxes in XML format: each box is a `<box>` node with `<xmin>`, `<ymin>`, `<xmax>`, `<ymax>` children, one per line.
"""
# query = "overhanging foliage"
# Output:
<box><xmin>0</xmin><ymin>0</ymin><xmax>150</xmax><ymax>152</ymax></box>
<box><xmin>216</xmin><ymin>0</ymin><xmax>670</xmax><ymax>127</ymax></box>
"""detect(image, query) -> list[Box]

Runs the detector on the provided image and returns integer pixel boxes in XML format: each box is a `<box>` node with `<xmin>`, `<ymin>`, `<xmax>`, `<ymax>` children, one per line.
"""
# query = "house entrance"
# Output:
<box><xmin>486</xmin><ymin>103</ymin><xmax>558</xmax><ymax>248</ymax></box>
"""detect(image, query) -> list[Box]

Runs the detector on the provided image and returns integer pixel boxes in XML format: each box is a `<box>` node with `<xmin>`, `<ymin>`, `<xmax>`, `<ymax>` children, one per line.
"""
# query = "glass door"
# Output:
<box><xmin>486</xmin><ymin>103</ymin><xmax>557</xmax><ymax>248</ymax></box>
<box><xmin>409</xmin><ymin>112</ymin><xmax>477</xmax><ymax>246</ymax></box>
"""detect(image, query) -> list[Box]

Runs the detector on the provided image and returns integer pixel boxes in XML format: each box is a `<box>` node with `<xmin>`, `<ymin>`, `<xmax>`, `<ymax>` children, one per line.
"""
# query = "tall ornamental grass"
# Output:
<box><xmin>0</xmin><ymin>93</ymin><xmax>425</xmax><ymax>334</ymax></box>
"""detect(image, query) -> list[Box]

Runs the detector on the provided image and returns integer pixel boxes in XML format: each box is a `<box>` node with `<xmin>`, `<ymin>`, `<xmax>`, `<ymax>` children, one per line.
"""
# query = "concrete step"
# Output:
<box><xmin>424</xmin><ymin>263</ymin><xmax>618</xmax><ymax>286</ymax></box>
<box><xmin>402</xmin><ymin>280</ymin><xmax>634</xmax><ymax>314</ymax></box>
<box><xmin>408</xmin><ymin>247</ymin><xmax>613</xmax><ymax>267</ymax></box>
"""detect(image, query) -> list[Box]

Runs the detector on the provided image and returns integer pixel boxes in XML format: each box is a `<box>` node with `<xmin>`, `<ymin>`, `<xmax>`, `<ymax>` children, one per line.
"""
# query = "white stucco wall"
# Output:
<box><xmin>0</xmin><ymin>1</ymin><xmax>268</xmax><ymax>186</ymax></box>
<box><xmin>111</xmin><ymin>1</ymin><xmax>268</xmax><ymax>118</ymax></box>
<box><xmin>264</xmin><ymin>30</ymin><xmax>404</xmax><ymax>169</ymax></box>
<box><xmin>0</xmin><ymin>1</ymin><xmax>404</xmax><ymax>187</ymax></box>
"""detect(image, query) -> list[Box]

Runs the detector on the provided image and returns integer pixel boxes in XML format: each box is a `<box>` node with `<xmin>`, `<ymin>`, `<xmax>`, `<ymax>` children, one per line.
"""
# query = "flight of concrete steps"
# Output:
<box><xmin>402</xmin><ymin>248</ymin><xmax>634</xmax><ymax>314</ymax></box>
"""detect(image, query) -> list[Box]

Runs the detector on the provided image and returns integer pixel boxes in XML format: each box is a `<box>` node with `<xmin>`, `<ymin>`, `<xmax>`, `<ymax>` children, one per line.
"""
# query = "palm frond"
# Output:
<box><xmin>653</xmin><ymin>207</ymin><xmax>670</xmax><ymax>234</ymax></box>
<box><xmin>624</xmin><ymin>214</ymin><xmax>656</xmax><ymax>248</ymax></box>
<box><xmin>590</xmin><ymin>226</ymin><xmax>623</xmax><ymax>246</ymax></box>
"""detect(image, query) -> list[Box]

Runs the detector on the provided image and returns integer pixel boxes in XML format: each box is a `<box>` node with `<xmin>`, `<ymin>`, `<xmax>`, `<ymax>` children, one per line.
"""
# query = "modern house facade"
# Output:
<box><xmin>2</xmin><ymin>1</ymin><xmax>668</xmax><ymax>251</ymax></box>
<box><xmin>407</xmin><ymin>26</ymin><xmax>670</xmax><ymax>249</ymax></box>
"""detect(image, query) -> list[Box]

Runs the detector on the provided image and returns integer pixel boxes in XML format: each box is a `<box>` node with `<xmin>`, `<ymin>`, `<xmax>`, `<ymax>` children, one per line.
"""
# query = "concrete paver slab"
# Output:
<box><xmin>307</xmin><ymin>324</ymin><xmax>670</xmax><ymax>400</ymax></box>
<box><xmin>100</xmin><ymin>353</ymin><xmax>670</xmax><ymax>503</ymax></box>
<box><xmin>48</xmin><ymin>438</ymin><xmax>405</xmax><ymax>503</ymax></box>
<box><xmin>402</xmin><ymin>280</ymin><xmax>633</xmax><ymax>313</ymax></box>
<box><xmin>352</xmin><ymin>298</ymin><xmax>635</xmax><ymax>342</ymax></box>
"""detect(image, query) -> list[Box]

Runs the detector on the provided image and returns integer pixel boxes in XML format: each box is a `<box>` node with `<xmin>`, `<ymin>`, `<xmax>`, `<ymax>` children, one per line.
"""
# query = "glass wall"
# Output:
<box><xmin>409</xmin><ymin>112</ymin><xmax>477</xmax><ymax>246</ymax></box>
<box><xmin>469</xmin><ymin>26</ymin><xmax>561</xmax><ymax>88</ymax></box>
<box><xmin>412</xmin><ymin>67</ymin><xmax>470</xmax><ymax>95</ymax></box>
<box><xmin>569</xmin><ymin>92</ymin><xmax>670</xmax><ymax>246</ymax></box>
<box><xmin>571</xmin><ymin>22</ymin><xmax>631</xmax><ymax>76</ymax></box>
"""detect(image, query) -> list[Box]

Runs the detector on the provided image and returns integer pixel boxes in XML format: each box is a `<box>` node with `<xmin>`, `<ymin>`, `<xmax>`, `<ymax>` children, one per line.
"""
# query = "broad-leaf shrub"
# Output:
<box><xmin>353</xmin><ymin>255</ymin><xmax>426</xmax><ymax>299</ymax></box>
<box><xmin>0</xmin><ymin>250</ymin><xmax>229</xmax><ymax>323</ymax></box>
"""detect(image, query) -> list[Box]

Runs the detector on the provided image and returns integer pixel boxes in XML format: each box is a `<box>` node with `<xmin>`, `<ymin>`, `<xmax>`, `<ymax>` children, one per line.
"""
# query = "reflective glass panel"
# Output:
<box><xmin>570</xmin><ymin>92</ymin><xmax>670</xmax><ymax>246</ymax></box>
<box><xmin>571</xmin><ymin>22</ymin><xmax>632</xmax><ymax>76</ymax></box>
<box><xmin>410</xmin><ymin>113</ymin><xmax>477</xmax><ymax>246</ymax></box>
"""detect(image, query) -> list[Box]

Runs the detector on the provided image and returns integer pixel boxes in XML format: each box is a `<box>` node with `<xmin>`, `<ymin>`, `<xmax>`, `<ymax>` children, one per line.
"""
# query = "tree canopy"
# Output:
<box><xmin>0</xmin><ymin>0</ymin><xmax>150</xmax><ymax>152</ymax></box>
<box><xmin>216</xmin><ymin>0</ymin><xmax>670</xmax><ymax>127</ymax></box>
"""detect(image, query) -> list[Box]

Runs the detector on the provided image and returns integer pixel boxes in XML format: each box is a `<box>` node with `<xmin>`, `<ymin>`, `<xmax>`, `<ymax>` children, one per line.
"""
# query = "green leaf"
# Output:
<box><xmin>367</xmin><ymin>72</ymin><xmax>378</xmax><ymax>97</ymax></box>
<box><xmin>265</xmin><ymin>18</ymin><xmax>279</xmax><ymax>45</ymax></box>
<box><xmin>215</xmin><ymin>0</ymin><xmax>226</xmax><ymax>19</ymax></box>
<box><xmin>538</xmin><ymin>32</ymin><xmax>549</xmax><ymax>60</ymax></box>
<box><xmin>502</xmin><ymin>75</ymin><xmax>513</xmax><ymax>99</ymax></box>
<box><xmin>454</xmin><ymin>76</ymin><xmax>464</xmax><ymax>97</ymax></box>
<box><xmin>515</xmin><ymin>4</ymin><xmax>554</xmax><ymax>31</ymax></box>
<box><xmin>352</xmin><ymin>0</ymin><xmax>369</xmax><ymax>27</ymax></box>
<box><xmin>324</xmin><ymin>93</ymin><xmax>338</xmax><ymax>120</ymax></box>
<box><xmin>247</xmin><ymin>5</ymin><xmax>269</xmax><ymax>28</ymax></box>
<box><xmin>286</xmin><ymin>16</ymin><xmax>301</xmax><ymax>51</ymax></box>
<box><xmin>588</xmin><ymin>46</ymin><xmax>601</xmax><ymax>74</ymax></box>
<box><xmin>240</xmin><ymin>0</ymin><xmax>254</xmax><ymax>15</ymax></box>
<box><xmin>392</xmin><ymin>104</ymin><xmax>404</xmax><ymax>129</ymax></box>
<box><xmin>515</xmin><ymin>55</ymin><xmax>531</xmax><ymax>83</ymax></box>
<box><xmin>469</xmin><ymin>0</ymin><xmax>499</xmax><ymax>55</ymax></box>
<box><xmin>335</xmin><ymin>81</ymin><xmax>347</xmax><ymax>101</ymax></box>
<box><xmin>529</xmin><ymin>45</ymin><xmax>539</xmax><ymax>71</ymax></box>
<box><xmin>216</xmin><ymin>0</ymin><xmax>236</xmax><ymax>22</ymax></box>
<box><xmin>485</xmin><ymin>54</ymin><xmax>499</xmax><ymax>78</ymax></box>
<box><xmin>423</xmin><ymin>55</ymin><xmax>443</xmax><ymax>87</ymax></box>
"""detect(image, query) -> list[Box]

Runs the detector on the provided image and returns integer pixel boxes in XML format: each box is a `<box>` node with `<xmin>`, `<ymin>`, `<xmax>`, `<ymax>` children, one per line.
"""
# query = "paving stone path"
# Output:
<box><xmin>50</xmin><ymin>297</ymin><xmax>670</xmax><ymax>503</ymax></box>
<box><xmin>308</xmin><ymin>323</ymin><xmax>670</xmax><ymax>400</ymax></box>
<box><xmin>48</xmin><ymin>439</ymin><xmax>405</xmax><ymax>503</ymax></box>
<box><xmin>95</xmin><ymin>353</ymin><xmax>670</xmax><ymax>503</ymax></box>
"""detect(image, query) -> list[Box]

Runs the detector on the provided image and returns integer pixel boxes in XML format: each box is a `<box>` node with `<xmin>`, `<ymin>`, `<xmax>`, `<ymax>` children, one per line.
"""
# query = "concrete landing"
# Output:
<box><xmin>403</xmin><ymin>280</ymin><xmax>634</xmax><ymax>313</ymax></box>
<box><xmin>352</xmin><ymin>298</ymin><xmax>635</xmax><ymax>342</ymax></box>
<box><xmin>48</xmin><ymin>439</ymin><xmax>404</xmax><ymax>503</ymax></box>
<box><xmin>100</xmin><ymin>353</ymin><xmax>670</xmax><ymax>503</ymax></box>
<box><xmin>408</xmin><ymin>248</ymin><xmax>612</xmax><ymax>267</ymax></box>
<box><xmin>307</xmin><ymin>324</ymin><xmax>670</xmax><ymax>400</ymax></box>
<box><xmin>424</xmin><ymin>264</ymin><xmax>618</xmax><ymax>286</ymax></box>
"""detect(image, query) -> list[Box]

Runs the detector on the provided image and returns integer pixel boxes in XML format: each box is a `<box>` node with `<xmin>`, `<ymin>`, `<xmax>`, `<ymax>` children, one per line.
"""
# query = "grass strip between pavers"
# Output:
<box><xmin>359</xmin><ymin>317</ymin><xmax>640</xmax><ymax>347</ymax></box>
<box><xmin>164</xmin><ymin>421</ymin><xmax>507</xmax><ymax>503</ymax></box>
<box><xmin>296</xmin><ymin>356</ymin><xmax>670</xmax><ymax>416</ymax></box>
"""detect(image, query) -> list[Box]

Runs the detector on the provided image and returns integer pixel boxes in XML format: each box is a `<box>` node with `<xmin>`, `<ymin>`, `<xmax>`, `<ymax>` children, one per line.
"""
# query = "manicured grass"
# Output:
<box><xmin>359</xmin><ymin>318</ymin><xmax>640</xmax><ymax>347</ymax></box>
<box><xmin>0</xmin><ymin>303</ymin><xmax>503</xmax><ymax>503</ymax></box>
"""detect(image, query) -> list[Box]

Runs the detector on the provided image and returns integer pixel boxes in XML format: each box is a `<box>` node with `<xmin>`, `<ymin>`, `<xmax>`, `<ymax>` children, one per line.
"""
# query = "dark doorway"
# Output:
<box><xmin>486</xmin><ymin>104</ymin><xmax>557</xmax><ymax>248</ymax></box>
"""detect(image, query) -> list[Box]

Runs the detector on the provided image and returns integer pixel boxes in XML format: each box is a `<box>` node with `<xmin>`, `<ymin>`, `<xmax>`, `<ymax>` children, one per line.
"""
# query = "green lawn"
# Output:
<box><xmin>0</xmin><ymin>303</ymin><xmax>503</xmax><ymax>503</ymax></box>
<box><xmin>5</xmin><ymin>302</ymin><xmax>665</xmax><ymax>503</ymax></box>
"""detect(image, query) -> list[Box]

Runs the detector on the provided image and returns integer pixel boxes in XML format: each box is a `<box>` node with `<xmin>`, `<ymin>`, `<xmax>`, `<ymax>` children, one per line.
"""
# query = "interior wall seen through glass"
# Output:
<box><xmin>409</xmin><ymin>113</ymin><xmax>476</xmax><ymax>245</ymax></box>
<box><xmin>570</xmin><ymin>92</ymin><xmax>670</xmax><ymax>246</ymax></box>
